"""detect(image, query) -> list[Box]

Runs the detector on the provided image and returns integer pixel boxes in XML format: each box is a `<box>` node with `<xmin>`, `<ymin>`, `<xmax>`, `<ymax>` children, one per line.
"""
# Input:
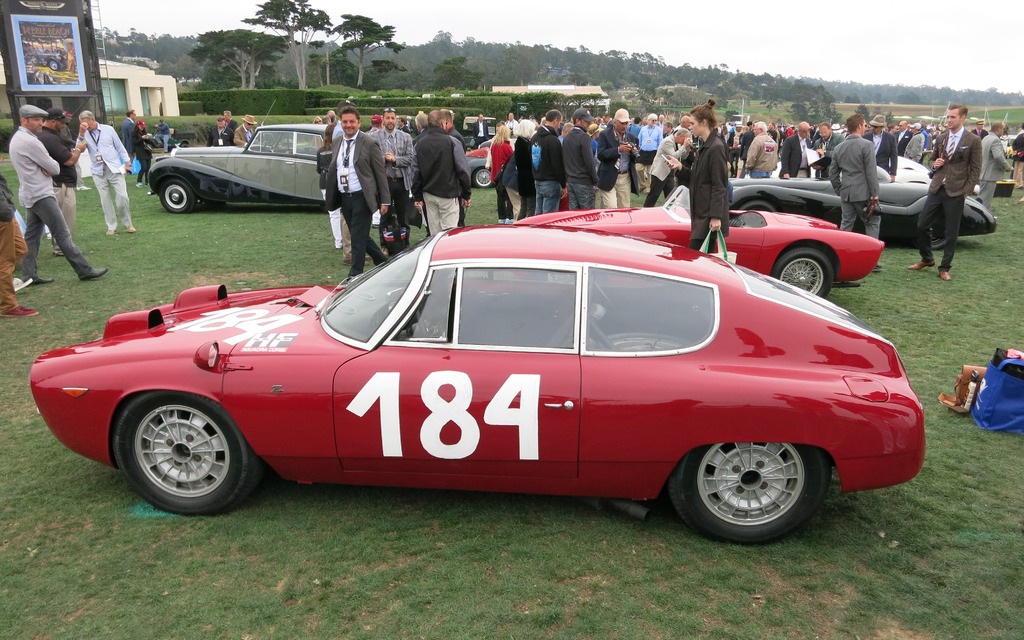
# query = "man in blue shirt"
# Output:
<box><xmin>80</xmin><ymin>110</ymin><xmax>136</xmax><ymax>235</ymax></box>
<box><xmin>636</xmin><ymin>113</ymin><xmax>663</xmax><ymax>193</ymax></box>
<box><xmin>155</xmin><ymin>119</ymin><xmax>171</xmax><ymax>151</ymax></box>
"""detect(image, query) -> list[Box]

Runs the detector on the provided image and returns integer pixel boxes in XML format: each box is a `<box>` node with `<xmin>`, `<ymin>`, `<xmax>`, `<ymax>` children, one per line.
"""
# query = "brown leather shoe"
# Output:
<box><xmin>907</xmin><ymin>260</ymin><xmax>936</xmax><ymax>271</ymax></box>
<box><xmin>938</xmin><ymin>271</ymin><xmax>952</xmax><ymax>281</ymax></box>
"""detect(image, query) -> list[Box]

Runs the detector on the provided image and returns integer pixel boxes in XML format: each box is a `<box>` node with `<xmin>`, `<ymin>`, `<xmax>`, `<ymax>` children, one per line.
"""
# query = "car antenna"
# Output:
<box><xmin>259</xmin><ymin>100</ymin><xmax>277</xmax><ymax>127</ymax></box>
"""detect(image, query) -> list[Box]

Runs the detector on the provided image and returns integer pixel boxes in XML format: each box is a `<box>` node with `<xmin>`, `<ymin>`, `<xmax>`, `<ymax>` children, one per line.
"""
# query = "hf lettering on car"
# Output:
<box><xmin>347</xmin><ymin>371</ymin><xmax>541</xmax><ymax>460</ymax></box>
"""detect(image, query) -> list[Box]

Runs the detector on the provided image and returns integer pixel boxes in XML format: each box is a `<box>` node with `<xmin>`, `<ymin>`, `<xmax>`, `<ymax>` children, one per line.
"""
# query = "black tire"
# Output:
<box><xmin>770</xmin><ymin>246</ymin><xmax>834</xmax><ymax>297</ymax></box>
<box><xmin>159</xmin><ymin>178</ymin><xmax>197</xmax><ymax>214</ymax></box>
<box><xmin>48</xmin><ymin>59</ymin><xmax>60</xmax><ymax>71</ymax></box>
<box><xmin>113</xmin><ymin>392</ymin><xmax>265</xmax><ymax>515</ymax></box>
<box><xmin>472</xmin><ymin>167</ymin><xmax>492</xmax><ymax>189</ymax></box>
<box><xmin>667</xmin><ymin>443</ymin><xmax>831</xmax><ymax>543</ymax></box>
<box><xmin>178</xmin><ymin>140</ymin><xmax>190</xmax><ymax>148</ymax></box>
<box><xmin>739</xmin><ymin>199</ymin><xmax>776</xmax><ymax>212</ymax></box>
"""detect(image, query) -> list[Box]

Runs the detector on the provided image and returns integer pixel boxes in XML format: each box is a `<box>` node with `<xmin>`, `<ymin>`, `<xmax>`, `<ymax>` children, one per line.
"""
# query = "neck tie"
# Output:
<box><xmin>947</xmin><ymin>133</ymin><xmax>955</xmax><ymax>155</ymax></box>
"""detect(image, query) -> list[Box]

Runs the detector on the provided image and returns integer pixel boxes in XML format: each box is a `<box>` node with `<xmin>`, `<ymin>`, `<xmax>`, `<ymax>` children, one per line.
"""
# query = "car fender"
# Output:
<box><xmin>150</xmin><ymin>158</ymin><xmax>321</xmax><ymax>207</ymax></box>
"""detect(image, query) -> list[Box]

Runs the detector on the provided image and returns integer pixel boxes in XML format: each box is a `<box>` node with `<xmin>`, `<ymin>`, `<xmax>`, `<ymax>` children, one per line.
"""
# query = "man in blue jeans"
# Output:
<box><xmin>531</xmin><ymin>109</ymin><xmax>566</xmax><ymax>214</ymax></box>
<box><xmin>563</xmin><ymin>108</ymin><xmax>599</xmax><ymax>209</ymax></box>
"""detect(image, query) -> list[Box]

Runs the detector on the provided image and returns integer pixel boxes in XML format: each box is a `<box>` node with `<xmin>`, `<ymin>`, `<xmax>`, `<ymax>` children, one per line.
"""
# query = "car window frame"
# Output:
<box><xmin>580</xmin><ymin>264</ymin><xmax>720</xmax><ymax>358</ymax></box>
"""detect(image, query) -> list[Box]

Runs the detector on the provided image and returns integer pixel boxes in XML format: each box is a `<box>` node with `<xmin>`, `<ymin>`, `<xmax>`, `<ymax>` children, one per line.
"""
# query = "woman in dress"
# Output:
<box><xmin>511</xmin><ymin>119</ymin><xmax>537</xmax><ymax>220</ymax></box>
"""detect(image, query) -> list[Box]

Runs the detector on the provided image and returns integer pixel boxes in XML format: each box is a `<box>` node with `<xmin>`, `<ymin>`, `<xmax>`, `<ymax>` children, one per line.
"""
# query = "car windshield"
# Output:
<box><xmin>321</xmin><ymin>245</ymin><xmax>425</xmax><ymax>343</ymax></box>
<box><xmin>662</xmin><ymin>186</ymin><xmax>691</xmax><ymax>223</ymax></box>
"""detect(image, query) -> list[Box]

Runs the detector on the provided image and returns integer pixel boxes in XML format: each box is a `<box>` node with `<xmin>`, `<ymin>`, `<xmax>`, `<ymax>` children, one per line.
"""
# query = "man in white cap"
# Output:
<box><xmin>596</xmin><ymin>108</ymin><xmax>639</xmax><ymax>208</ymax></box>
<box><xmin>8</xmin><ymin>104</ymin><xmax>108</xmax><ymax>287</ymax></box>
<box><xmin>636</xmin><ymin>113</ymin><xmax>663</xmax><ymax>192</ymax></box>
<box><xmin>905</xmin><ymin>123</ymin><xmax>925</xmax><ymax>163</ymax></box>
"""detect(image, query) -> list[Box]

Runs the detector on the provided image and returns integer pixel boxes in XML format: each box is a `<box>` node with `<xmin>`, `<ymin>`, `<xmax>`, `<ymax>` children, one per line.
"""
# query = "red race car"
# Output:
<box><xmin>517</xmin><ymin>187</ymin><xmax>885</xmax><ymax>298</ymax></box>
<box><xmin>31</xmin><ymin>227</ymin><xmax>924</xmax><ymax>543</ymax></box>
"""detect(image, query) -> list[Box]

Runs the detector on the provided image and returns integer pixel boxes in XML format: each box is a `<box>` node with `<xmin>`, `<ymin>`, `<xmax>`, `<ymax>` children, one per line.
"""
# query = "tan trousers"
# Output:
<box><xmin>600</xmin><ymin>173</ymin><xmax>632</xmax><ymax>208</ymax></box>
<box><xmin>1014</xmin><ymin>161</ymin><xmax>1023</xmax><ymax>188</ymax></box>
<box><xmin>1</xmin><ymin>220</ymin><xmax>28</xmax><ymax>312</ymax></box>
<box><xmin>52</xmin><ymin>184</ymin><xmax>77</xmax><ymax>252</ymax></box>
<box><xmin>423</xmin><ymin>193</ymin><xmax>460</xmax><ymax>232</ymax></box>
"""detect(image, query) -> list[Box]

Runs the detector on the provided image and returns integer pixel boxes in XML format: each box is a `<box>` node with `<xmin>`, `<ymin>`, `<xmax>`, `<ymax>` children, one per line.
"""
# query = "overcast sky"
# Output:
<box><xmin>91</xmin><ymin>0</ymin><xmax>1024</xmax><ymax>97</ymax></box>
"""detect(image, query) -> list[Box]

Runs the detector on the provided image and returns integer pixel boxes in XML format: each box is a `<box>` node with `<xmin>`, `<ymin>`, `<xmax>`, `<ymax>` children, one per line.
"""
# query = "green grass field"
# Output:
<box><xmin>2</xmin><ymin>166</ymin><xmax>1023</xmax><ymax>639</ymax></box>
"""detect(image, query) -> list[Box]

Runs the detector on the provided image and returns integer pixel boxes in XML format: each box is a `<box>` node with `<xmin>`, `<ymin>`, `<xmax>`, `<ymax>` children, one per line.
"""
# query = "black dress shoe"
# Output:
<box><xmin>28</xmin><ymin>276</ymin><xmax>54</xmax><ymax>285</ymax></box>
<box><xmin>79</xmin><ymin>267</ymin><xmax>108</xmax><ymax>281</ymax></box>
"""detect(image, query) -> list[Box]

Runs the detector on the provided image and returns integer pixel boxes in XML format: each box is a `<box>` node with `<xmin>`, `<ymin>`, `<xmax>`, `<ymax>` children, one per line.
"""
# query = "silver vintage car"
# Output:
<box><xmin>149</xmin><ymin>124</ymin><xmax>325</xmax><ymax>213</ymax></box>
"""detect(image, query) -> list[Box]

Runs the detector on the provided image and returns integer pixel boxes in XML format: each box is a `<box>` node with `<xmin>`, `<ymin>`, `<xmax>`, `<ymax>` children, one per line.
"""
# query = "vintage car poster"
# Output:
<box><xmin>10</xmin><ymin>14</ymin><xmax>86</xmax><ymax>92</ymax></box>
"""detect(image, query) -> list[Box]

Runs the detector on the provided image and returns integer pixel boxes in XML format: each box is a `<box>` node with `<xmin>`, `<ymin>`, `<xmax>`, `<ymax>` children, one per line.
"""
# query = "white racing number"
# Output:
<box><xmin>346</xmin><ymin>371</ymin><xmax>541</xmax><ymax>461</ymax></box>
<box><xmin>169</xmin><ymin>308</ymin><xmax>303</xmax><ymax>345</ymax></box>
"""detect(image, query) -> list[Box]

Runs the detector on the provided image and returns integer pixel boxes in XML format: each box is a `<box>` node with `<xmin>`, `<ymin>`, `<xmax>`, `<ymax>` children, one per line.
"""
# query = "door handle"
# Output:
<box><xmin>544</xmin><ymin>401</ymin><xmax>575</xmax><ymax>411</ymax></box>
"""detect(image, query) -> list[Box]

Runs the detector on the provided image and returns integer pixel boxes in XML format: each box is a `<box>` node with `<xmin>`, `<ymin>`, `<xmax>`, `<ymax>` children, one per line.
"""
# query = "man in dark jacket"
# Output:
<box><xmin>863</xmin><ymin>115</ymin><xmax>898</xmax><ymax>182</ymax></box>
<box><xmin>563</xmin><ymin>108</ymin><xmax>598</xmax><ymax>209</ymax></box>
<box><xmin>412</xmin><ymin>109</ymin><xmax>472</xmax><ymax>233</ymax></box>
<box><xmin>532</xmin><ymin>109</ymin><xmax>566</xmax><ymax>213</ymax></box>
<box><xmin>596</xmin><ymin>109</ymin><xmax>639</xmax><ymax>208</ymax></box>
<box><xmin>780</xmin><ymin>121</ymin><xmax>813</xmax><ymax>178</ymax></box>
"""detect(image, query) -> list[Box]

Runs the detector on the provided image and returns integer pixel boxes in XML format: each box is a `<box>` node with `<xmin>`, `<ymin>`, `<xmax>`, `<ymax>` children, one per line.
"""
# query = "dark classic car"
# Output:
<box><xmin>149</xmin><ymin>123</ymin><xmax>490</xmax><ymax>213</ymax></box>
<box><xmin>728</xmin><ymin>177</ymin><xmax>996</xmax><ymax>246</ymax></box>
<box><xmin>149</xmin><ymin>124</ymin><xmax>325</xmax><ymax>213</ymax></box>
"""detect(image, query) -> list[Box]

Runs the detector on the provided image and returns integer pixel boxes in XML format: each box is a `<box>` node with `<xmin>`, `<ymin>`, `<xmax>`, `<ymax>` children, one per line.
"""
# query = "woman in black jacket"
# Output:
<box><xmin>131</xmin><ymin>120</ymin><xmax>156</xmax><ymax>187</ymax></box>
<box><xmin>677</xmin><ymin>100</ymin><xmax>730</xmax><ymax>251</ymax></box>
<box><xmin>511</xmin><ymin>119</ymin><xmax>537</xmax><ymax>219</ymax></box>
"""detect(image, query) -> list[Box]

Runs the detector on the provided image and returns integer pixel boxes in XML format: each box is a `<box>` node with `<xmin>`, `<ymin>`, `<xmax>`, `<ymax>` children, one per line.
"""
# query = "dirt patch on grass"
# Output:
<box><xmin>866</xmin><ymin>622</ymin><xmax>935</xmax><ymax>640</ymax></box>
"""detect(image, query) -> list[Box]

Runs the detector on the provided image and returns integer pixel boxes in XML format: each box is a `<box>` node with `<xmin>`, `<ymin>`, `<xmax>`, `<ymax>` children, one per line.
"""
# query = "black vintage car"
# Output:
<box><xmin>729</xmin><ymin>176</ymin><xmax>996</xmax><ymax>247</ymax></box>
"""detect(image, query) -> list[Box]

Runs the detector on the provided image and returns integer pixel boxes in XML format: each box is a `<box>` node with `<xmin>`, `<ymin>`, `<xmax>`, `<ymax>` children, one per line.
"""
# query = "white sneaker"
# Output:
<box><xmin>14</xmin><ymin>277</ymin><xmax>32</xmax><ymax>292</ymax></box>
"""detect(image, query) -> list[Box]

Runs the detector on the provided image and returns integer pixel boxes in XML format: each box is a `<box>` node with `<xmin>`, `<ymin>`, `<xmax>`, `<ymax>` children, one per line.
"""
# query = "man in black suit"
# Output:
<box><xmin>895</xmin><ymin>120</ymin><xmax>914</xmax><ymax>157</ymax></box>
<box><xmin>207</xmin><ymin>117</ymin><xmax>231</xmax><ymax>146</ymax></box>
<box><xmin>325</xmin><ymin>105</ymin><xmax>391</xmax><ymax>277</ymax></box>
<box><xmin>863</xmin><ymin>115</ymin><xmax>898</xmax><ymax>182</ymax></box>
<box><xmin>780</xmin><ymin>121</ymin><xmax>813</xmax><ymax>178</ymax></box>
<box><xmin>473</xmin><ymin>113</ymin><xmax>489</xmax><ymax>148</ymax></box>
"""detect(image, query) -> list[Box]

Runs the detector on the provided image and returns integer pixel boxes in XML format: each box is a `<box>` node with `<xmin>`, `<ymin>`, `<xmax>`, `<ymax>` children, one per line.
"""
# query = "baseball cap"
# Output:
<box><xmin>45</xmin><ymin>107</ymin><xmax>70</xmax><ymax>121</ymax></box>
<box><xmin>371</xmin><ymin>114</ymin><xmax>383</xmax><ymax>124</ymax></box>
<box><xmin>571</xmin><ymin>108</ymin><xmax>595</xmax><ymax>124</ymax></box>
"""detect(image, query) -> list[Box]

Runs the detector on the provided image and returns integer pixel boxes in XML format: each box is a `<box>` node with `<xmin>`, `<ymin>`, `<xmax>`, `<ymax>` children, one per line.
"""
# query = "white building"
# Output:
<box><xmin>1</xmin><ymin>57</ymin><xmax>179</xmax><ymax>119</ymax></box>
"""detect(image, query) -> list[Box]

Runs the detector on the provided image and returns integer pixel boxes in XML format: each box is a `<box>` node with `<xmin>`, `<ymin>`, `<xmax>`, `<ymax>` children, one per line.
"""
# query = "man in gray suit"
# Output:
<box><xmin>978</xmin><ymin>121</ymin><xmax>1010</xmax><ymax>209</ymax></box>
<box><xmin>830</xmin><ymin>114</ymin><xmax>881</xmax><ymax>270</ymax></box>
<box><xmin>908</xmin><ymin>104</ymin><xmax>982</xmax><ymax>281</ymax></box>
<box><xmin>325</xmin><ymin>105</ymin><xmax>391</xmax><ymax>278</ymax></box>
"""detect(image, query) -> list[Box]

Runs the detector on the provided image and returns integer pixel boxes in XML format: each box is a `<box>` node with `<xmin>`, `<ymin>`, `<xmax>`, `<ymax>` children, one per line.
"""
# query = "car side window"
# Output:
<box><xmin>586</xmin><ymin>268</ymin><xmax>715</xmax><ymax>353</ymax></box>
<box><xmin>295</xmin><ymin>133</ymin><xmax>322</xmax><ymax>157</ymax></box>
<box><xmin>394</xmin><ymin>268</ymin><xmax>457</xmax><ymax>343</ymax></box>
<box><xmin>250</xmin><ymin>131</ymin><xmax>293</xmax><ymax>156</ymax></box>
<box><xmin>457</xmin><ymin>268</ymin><xmax>577</xmax><ymax>350</ymax></box>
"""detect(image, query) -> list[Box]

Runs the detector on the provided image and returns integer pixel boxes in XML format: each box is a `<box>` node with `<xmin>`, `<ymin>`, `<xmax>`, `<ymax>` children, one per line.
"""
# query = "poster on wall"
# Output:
<box><xmin>10</xmin><ymin>14</ymin><xmax>86</xmax><ymax>92</ymax></box>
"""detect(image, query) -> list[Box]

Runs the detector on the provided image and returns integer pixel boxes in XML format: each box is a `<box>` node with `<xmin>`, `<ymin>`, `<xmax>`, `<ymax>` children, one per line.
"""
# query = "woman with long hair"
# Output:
<box><xmin>489</xmin><ymin>123</ymin><xmax>515</xmax><ymax>223</ymax></box>
<box><xmin>317</xmin><ymin>122</ymin><xmax>351</xmax><ymax>263</ymax></box>
<box><xmin>130</xmin><ymin>120</ymin><xmax>155</xmax><ymax>187</ymax></box>
<box><xmin>677</xmin><ymin>100</ymin><xmax>729</xmax><ymax>252</ymax></box>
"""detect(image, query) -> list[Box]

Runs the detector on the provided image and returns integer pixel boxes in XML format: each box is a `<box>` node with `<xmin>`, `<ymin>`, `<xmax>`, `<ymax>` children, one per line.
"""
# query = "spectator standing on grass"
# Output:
<box><xmin>644</xmin><ymin>127</ymin><xmax>690</xmax><ymax>208</ymax></box>
<box><xmin>907</xmin><ymin>104</ymin><xmax>982</xmax><ymax>282</ymax></box>
<box><xmin>121</xmin><ymin>109</ymin><xmax>135</xmax><ymax>165</ymax></box>
<box><xmin>596</xmin><ymin>109</ymin><xmax>639</xmax><ymax>208</ymax></box>
<box><xmin>9</xmin><ymin>105</ymin><xmax>108</xmax><ymax>287</ymax></box>
<box><xmin>864</xmin><ymin>115</ymin><xmax>898</xmax><ymax>182</ymax></box>
<box><xmin>369</xmin><ymin>108</ymin><xmax>415</xmax><ymax>250</ymax></box>
<box><xmin>1</xmin><ymin>168</ymin><xmax>35</xmax><ymax>318</ymax></box>
<box><xmin>233</xmin><ymin>115</ymin><xmax>257</xmax><ymax>148</ymax></box>
<box><xmin>745</xmin><ymin>122</ymin><xmax>778</xmax><ymax>178</ymax></box>
<box><xmin>317</xmin><ymin>122</ymin><xmax>351</xmax><ymax>263</ymax></box>
<box><xmin>531</xmin><ymin>109</ymin><xmax>567</xmax><ymax>215</ymax></box>
<box><xmin>636</xmin><ymin>114</ymin><xmax>663</xmax><ymax>193</ymax></box>
<box><xmin>563</xmin><ymin>108</ymin><xmax>599</xmax><ymax>210</ymax></box>
<box><xmin>829</xmin><ymin>114</ymin><xmax>882</xmax><ymax>271</ymax></box>
<box><xmin>38</xmin><ymin>108</ymin><xmax>84</xmax><ymax>256</ymax></box>
<box><xmin>488</xmin><ymin>123</ymin><xmax>515</xmax><ymax>223</ymax></box>
<box><xmin>905</xmin><ymin>124</ymin><xmax>925</xmax><ymax>163</ymax></box>
<box><xmin>977</xmin><ymin>121</ymin><xmax>1010</xmax><ymax>209</ymax></box>
<box><xmin>676</xmin><ymin>100</ymin><xmax>729</xmax><ymax>252</ymax></box>
<box><xmin>131</xmin><ymin>120</ymin><xmax>156</xmax><ymax>187</ymax></box>
<box><xmin>325</xmin><ymin>105</ymin><xmax>390</xmax><ymax>278</ymax></box>
<box><xmin>208</xmin><ymin>116</ymin><xmax>231</xmax><ymax>146</ymax></box>
<box><xmin>1013</xmin><ymin>124</ymin><xmax>1024</xmax><ymax>189</ymax></box>
<box><xmin>79</xmin><ymin>110</ymin><xmax>136</xmax><ymax>236</ymax></box>
<box><xmin>412</xmin><ymin>109</ymin><xmax>472</xmax><ymax>233</ymax></box>
<box><xmin>510</xmin><ymin>119</ymin><xmax>537</xmax><ymax>219</ymax></box>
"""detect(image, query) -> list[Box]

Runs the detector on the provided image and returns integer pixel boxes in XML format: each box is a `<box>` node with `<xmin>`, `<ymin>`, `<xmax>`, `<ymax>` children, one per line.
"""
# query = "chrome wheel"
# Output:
<box><xmin>696</xmin><ymin>443</ymin><xmax>804</xmax><ymax>526</ymax></box>
<box><xmin>114</xmin><ymin>393</ymin><xmax>265</xmax><ymax>514</ymax></box>
<box><xmin>771</xmin><ymin>247</ymin><xmax>834</xmax><ymax>297</ymax></box>
<box><xmin>777</xmin><ymin>257</ymin><xmax>825</xmax><ymax>293</ymax></box>
<box><xmin>159</xmin><ymin>178</ymin><xmax>196</xmax><ymax>213</ymax></box>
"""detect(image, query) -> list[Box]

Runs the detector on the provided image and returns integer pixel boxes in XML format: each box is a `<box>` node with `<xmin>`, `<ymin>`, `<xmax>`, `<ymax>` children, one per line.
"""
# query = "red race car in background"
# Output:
<box><xmin>518</xmin><ymin>187</ymin><xmax>884</xmax><ymax>298</ymax></box>
<box><xmin>31</xmin><ymin>227</ymin><xmax>923</xmax><ymax>543</ymax></box>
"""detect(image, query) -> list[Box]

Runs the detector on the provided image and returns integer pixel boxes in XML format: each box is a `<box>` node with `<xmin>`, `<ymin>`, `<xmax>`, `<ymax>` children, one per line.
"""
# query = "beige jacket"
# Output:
<box><xmin>746</xmin><ymin>133</ymin><xmax>778</xmax><ymax>172</ymax></box>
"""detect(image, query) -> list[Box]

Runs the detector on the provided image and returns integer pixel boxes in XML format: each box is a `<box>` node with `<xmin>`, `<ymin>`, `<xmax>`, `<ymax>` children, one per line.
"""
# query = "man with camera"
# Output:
<box><xmin>596</xmin><ymin>109</ymin><xmax>640</xmax><ymax>208</ymax></box>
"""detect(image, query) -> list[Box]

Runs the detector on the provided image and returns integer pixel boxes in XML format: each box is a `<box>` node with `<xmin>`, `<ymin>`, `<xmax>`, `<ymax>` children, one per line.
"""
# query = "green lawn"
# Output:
<box><xmin>2</xmin><ymin>166</ymin><xmax>1023</xmax><ymax>639</ymax></box>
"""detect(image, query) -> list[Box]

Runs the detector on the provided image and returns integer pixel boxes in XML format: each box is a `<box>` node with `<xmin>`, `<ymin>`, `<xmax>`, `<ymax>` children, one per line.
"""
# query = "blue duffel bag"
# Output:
<box><xmin>971</xmin><ymin>349</ymin><xmax>1024</xmax><ymax>434</ymax></box>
